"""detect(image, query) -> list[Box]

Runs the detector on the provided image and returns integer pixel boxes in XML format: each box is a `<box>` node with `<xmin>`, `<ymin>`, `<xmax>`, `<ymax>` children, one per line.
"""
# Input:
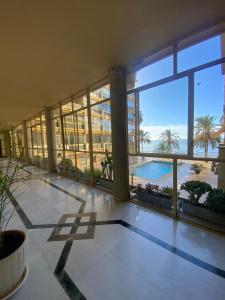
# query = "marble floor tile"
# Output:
<box><xmin>77</xmin><ymin>253</ymin><xmax>152</xmax><ymax>300</ymax></box>
<box><xmin>1</xmin><ymin>163</ymin><xmax>225</xmax><ymax>300</ymax></box>
<box><xmin>11</xmin><ymin>256</ymin><xmax>68</xmax><ymax>300</ymax></box>
<box><xmin>65</xmin><ymin>239</ymin><xmax>108</xmax><ymax>282</ymax></box>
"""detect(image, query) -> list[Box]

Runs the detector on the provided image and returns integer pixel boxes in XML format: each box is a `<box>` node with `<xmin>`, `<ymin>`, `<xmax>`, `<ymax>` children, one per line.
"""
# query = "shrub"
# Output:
<box><xmin>206</xmin><ymin>189</ymin><xmax>225</xmax><ymax>213</ymax></box>
<box><xmin>133</xmin><ymin>184</ymin><xmax>144</xmax><ymax>194</ymax></box>
<box><xmin>57</xmin><ymin>158</ymin><xmax>73</xmax><ymax>172</ymax></box>
<box><xmin>94</xmin><ymin>169</ymin><xmax>102</xmax><ymax>178</ymax></box>
<box><xmin>145</xmin><ymin>183</ymin><xmax>159</xmax><ymax>192</ymax></box>
<box><xmin>180</xmin><ymin>181</ymin><xmax>212</xmax><ymax>205</ymax></box>
<box><xmin>83</xmin><ymin>168</ymin><xmax>90</xmax><ymax>177</ymax></box>
<box><xmin>83</xmin><ymin>168</ymin><xmax>102</xmax><ymax>178</ymax></box>
<box><xmin>160</xmin><ymin>186</ymin><xmax>173</xmax><ymax>195</ymax></box>
<box><xmin>160</xmin><ymin>186</ymin><xmax>180</xmax><ymax>198</ymax></box>
<box><xmin>190</xmin><ymin>163</ymin><xmax>204</xmax><ymax>174</ymax></box>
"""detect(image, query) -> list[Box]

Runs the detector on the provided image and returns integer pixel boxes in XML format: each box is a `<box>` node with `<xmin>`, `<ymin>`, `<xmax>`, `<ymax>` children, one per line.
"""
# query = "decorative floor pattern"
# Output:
<box><xmin>5</xmin><ymin>165</ymin><xmax>225</xmax><ymax>300</ymax></box>
<box><xmin>48</xmin><ymin>212</ymin><xmax>97</xmax><ymax>242</ymax></box>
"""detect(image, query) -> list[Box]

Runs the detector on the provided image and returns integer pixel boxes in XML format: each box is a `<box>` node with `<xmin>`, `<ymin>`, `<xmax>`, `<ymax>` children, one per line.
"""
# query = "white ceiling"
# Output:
<box><xmin>0</xmin><ymin>0</ymin><xmax>225</xmax><ymax>124</ymax></box>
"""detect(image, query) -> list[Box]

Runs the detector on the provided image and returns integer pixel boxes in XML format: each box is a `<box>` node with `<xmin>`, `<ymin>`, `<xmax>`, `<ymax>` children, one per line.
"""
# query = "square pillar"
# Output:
<box><xmin>110</xmin><ymin>67</ymin><xmax>130</xmax><ymax>201</ymax></box>
<box><xmin>218</xmin><ymin>144</ymin><xmax>225</xmax><ymax>191</ymax></box>
<box><xmin>22</xmin><ymin>120</ymin><xmax>30</xmax><ymax>164</ymax></box>
<box><xmin>44</xmin><ymin>107</ymin><xmax>56</xmax><ymax>173</ymax></box>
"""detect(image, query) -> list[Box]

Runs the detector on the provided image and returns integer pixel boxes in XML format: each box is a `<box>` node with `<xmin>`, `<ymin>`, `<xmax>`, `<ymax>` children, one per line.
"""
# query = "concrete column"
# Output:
<box><xmin>22</xmin><ymin>120</ymin><xmax>30</xmax><ymax>164</ymax></box>
<box><xmin>218</xmin><ymin>144</ymin><xmax>225</xmax><ymax>191</ymax></box>
<box><xmin>44</xmin><ymin>107</ymin><xmax>56</xmax><ymax>173</ymax></box>
<box><xmin>2</xmin><ymin>131</ymin><xmax>11</xmax><ymax>157</ymax></box>
<box><xmin>110</xmin><ymin>67</ymin><xmax>130</xmax><ymax>201</ymax></box>
<box><xmin>11</xmin><ymin>131</ymin><xmax>17</xmax><ymax>158</ymax></box>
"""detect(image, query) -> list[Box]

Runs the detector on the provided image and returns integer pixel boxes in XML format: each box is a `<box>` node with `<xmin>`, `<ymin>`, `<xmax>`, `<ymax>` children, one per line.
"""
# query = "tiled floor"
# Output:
<box><xmin>3</xmin><ymin>164</ymin><xmax>225</xmax><ymax>300</ymax></box>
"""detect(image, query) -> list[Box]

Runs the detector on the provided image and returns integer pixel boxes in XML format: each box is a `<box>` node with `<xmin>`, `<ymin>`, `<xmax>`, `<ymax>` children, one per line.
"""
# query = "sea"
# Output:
<box><xmin>141</xmin><ymin>139</ymin><xmax>219</xmax><ymax>158</ymax></box>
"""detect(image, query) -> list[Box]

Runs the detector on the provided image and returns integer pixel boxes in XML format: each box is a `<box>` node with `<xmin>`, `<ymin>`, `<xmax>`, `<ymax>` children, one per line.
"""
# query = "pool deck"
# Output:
<box><xmin>129</xmin><ymin>157</ymin><xmax>218</xmax><ymax>199</ymax></box>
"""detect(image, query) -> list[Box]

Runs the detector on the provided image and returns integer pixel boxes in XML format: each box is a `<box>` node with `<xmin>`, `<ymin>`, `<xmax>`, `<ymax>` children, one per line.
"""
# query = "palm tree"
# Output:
<box><xmin>139</xmin><ymin>129</ymin><xmax>151</xmax><ymax>152</ymax></box>
<box><xmin>155</xmin><ymin>141</ymin><xmax>167</xmax><ymax>153</ymax></box>
<box><xmin>194</xmin><ymin>115</ymin><xmax>221</xmax><ymax>158</ymax></box>
<box><xmin>158</xmin><ymin>129</ymin><xmax>180</xmax><ymax>153</ymax></box>
<box><xmin>138</xmin><ymin>110</ymin><xmax>143</xmax><ymax>125</ymax></box>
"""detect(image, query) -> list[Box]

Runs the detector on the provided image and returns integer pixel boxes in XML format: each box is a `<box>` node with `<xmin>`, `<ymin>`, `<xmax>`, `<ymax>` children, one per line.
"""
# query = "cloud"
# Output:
<box><xmin>140</xmin><ymin>124</ymin><xmax>188</xmax><ymax>140</ymax></box>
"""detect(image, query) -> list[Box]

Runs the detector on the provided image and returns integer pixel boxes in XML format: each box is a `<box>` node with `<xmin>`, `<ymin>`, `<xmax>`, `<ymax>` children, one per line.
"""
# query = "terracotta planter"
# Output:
<box><xmin>0</xmin><ymin>230</ymin><xmax>27</xmax><ymax>299</ymax></box>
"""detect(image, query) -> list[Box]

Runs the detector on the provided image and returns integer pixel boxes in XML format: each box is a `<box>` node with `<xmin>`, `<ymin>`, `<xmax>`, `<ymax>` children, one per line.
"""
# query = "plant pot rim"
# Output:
<box><xmin>0</xmin><ymin>229</ymin><xmax>26</xmax><ymax>263</ymax></box>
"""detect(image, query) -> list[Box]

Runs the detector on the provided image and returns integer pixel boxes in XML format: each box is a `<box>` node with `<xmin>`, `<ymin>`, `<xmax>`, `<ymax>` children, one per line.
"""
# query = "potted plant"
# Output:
<box><xmin>0</xmin><ymin>156</ymin><xmax>28</xmax><ymax>299</ymax></box>
<box><xmin>190</xmin><ymin>163</ymin><xmax>204</xmax><ymax>174</ymax></box>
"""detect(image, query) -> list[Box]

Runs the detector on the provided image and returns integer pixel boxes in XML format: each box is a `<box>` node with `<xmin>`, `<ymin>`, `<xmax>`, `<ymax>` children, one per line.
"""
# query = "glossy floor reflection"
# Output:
<box><xmin>5</xmin><ymin>164</ymin><xmax>225</xmax><ymax>300</ymax></box>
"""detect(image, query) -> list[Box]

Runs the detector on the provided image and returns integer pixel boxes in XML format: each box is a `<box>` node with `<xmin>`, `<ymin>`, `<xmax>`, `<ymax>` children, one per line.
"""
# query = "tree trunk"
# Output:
<box><xmin>205</xmin><ymin>141</ymin><xmax>208</xmax><ymax>158</ymax></box>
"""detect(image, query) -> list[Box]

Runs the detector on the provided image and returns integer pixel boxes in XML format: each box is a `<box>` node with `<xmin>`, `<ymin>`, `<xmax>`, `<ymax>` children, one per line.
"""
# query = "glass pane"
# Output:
<box><xmin>42</xmin><ymin>122</ymin><xmax>47</xmax><ymax>149</ymax></box>
<box><xmin>62</xmin><ymin>100</ymin><xmax>73</xmax><ymax>114</ymax></box>
<box><xmin>90</xmin><ymin>84</ymin><xmax>110</xmax><ymax>104</ymax></box>
<box><xmin>35</xmin><ymin>116</ymin><xmax>41</xmax><ymax>125</ymax></box>
<box><xmin>127</xmin><ymin>55</ymin><xmax>173</xmax><ymax>90</ymax></box>
<box><xmin>91</xmin><ymin>101</ymin><xmax>112</xmax><ymax>152</ymax></box>
<box><xmin>129</xmin><ymin>156</ymin><xmax>173</xmax><ymax>215</ymax></box>
<box><xmin>51</xmin><ymin>107</ymin><xmax>60</xmax><ymax>118</ymax></box>
<box><xmin>64</xmin><ymin>151</ymin><xmax>76</xmax><ymax>178</ymax></box>
<box><xmin>139</xmin><ymin>77</ymin><xmax>188</xmax><ymax>155</ymax></box>
<box><xmin>31</xmin><ymin>118</ymin><xmax>36</xmax><ymax>126</ymax></box>
<box><xmin>177</xmin><ymin>159</ymin><xmax>225</xmax><ymax>233</ymax></box>
<box><xmin>73</xmin><ymin>95</ymin><xmax>87</xmax><ymax>110</ymax></box>
<box><xmin>75</xmin><ymin>109</ymin><xmax>89</xmax><ymax>151</ymax></box>
<box><xmin>41</xmin><ymin>112</ymin><xmax>45</xmax><ymax>122</ymax></box>
<box><xmin>27</xmin><ymin>128</ymin><xmax>32</xmax><ymax>148</ymax></box>
<box><xmin>63</xmin><ymin>115</ymin><xmax>75</xmax><ymax>150</ymax></box>
<box><xmin>194</xmin><ymin>64</ymin><xmax>224</xmax><ymax>158</ymax></box>
<box><xmin>31</xmin><ymin>127</ymin><xmax>37</xmax><ymax>148</ymax></box>
<box><xmin>52</xmin><ymin>118</ymin><xmax>62</xmax><ymax>150</ymax></box>
<box><xmin>127</xmin><ymin>94</ymin><xmax>136</xmax><ymax>154</ymax></box>
<box><xmin>55</xmin><ymin>151</ymin><xmax>63</xmax><ymax>174</ymax></box>
<box><xmin>76</xmin><ymin>152</ymin><xmax>90</xmax><ymax>183</ymax></box>
<box><xmin>44</xmin><ymin>150</ymin><xmax>48</xmax><ymax>169</ymax></box>
<box><xmin>38</xmin><ymin>150</ymin><xmax>45</xmax><ymax>168</ymax></box>
<box><xmin>93</xmin><ymin>152</ymin><xmax>113</xmax><ymax>190</ymax></box>
<box><xmin>36</xmin><ymin>125</ymin><xmax>42</xmax><ymax>148</ymax></box>
<box><xmin>178</xmin><ymin>35</ymin><xmax>222</xmax><ymax>72</ymax></box>
<box><xmin>28</xmin><ymin>149</ymin><xmax>33</xmax><ymax>160</ymax></box>
<box><xmin>32</xmin><ymin>149</ymin><xmax>39</xmax><ymax>165</ymax></box>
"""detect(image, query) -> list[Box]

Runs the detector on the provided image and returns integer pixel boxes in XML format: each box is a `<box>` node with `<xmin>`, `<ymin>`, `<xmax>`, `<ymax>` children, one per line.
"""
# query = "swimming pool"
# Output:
<box><xmin>134</xmin><ymin>161</ymin><xmax>173</xmax><ymax>180</ymax></box>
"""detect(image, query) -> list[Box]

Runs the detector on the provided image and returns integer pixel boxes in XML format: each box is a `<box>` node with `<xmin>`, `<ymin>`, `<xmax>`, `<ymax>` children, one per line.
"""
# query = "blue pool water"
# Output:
<box><xmin>134</xmin><ymin>161</ymin><xmax>173</xmax><ymax>180</ymax></box>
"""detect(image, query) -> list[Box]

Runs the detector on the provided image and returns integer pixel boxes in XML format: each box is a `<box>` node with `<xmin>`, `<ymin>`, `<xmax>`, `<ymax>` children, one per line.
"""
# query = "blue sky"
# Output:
<box><xmin>137</xmin><ymin>35</ymin><xmax>224</xmax><ymax>140</ymax></box>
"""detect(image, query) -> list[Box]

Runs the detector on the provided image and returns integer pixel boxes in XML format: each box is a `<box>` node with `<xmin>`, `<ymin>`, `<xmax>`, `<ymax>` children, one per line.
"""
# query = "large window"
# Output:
<box><xmin>11</xmin><ymin>124</ymin><xmax>24</xmax><ymax>158</ymax></box>
<box><xmin>128</xmin><ymin>29</ymin><xmax>225</xmax><ymax>232</ymax></box>
<box><xmin>139</xmin><ymin>78</ymin><xmax>188</xmax><ymax>155</ymax></box>
<box><xmin>128</xmin><ymin>32</ymin><xmax>225</xmax><ymax>159</ymax></box>
<box><xmin>178</xmin><ymin>35</ymin><xmax>222</xmax><ymax>72</ymax></box>
<box><xmin>194</xmin><ymin>64</ymin><xmax>225</xmax><ymax>158</ymax></box>
<box><xmin>50</xmin><ymin>84</ymin><xmax>112</xmax><ymax>189</ymax></box>
<box><xmin>26</xmin><ymin>113</ymin><xmax>48</xmax><ymax>168</ymax></box>
<box><xmin>91</xmin><ymin>101</ymin><xmax>112</xmax><ymax>152</ymax></box>
<box><xmin>127</xmin><ymin>55</ymin><xmax>173</xmax><ymax>90</ymax></box>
